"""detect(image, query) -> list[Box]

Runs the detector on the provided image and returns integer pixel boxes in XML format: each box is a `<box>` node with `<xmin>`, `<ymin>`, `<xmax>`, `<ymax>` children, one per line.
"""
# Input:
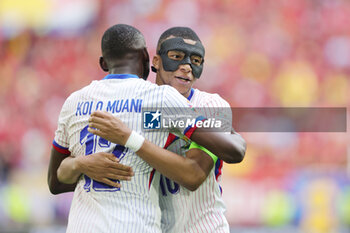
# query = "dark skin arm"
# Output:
<box><xmin>48</xmin><ymin>148</ymin><xmax>134</xmax><ymax>194</ymax></box>
<box><xmin>138</xmin><ymin>140</ymin><xmax>214</xmax><ymax>191</ymax></box>
<box><xmin>88</xmin><ymin>111</ymin><xmax>246</xmax><ymax>163</ymax></box>
<box><xmin>57</xmin><ymin>152</ymin><xmax>133</xmax><ymax>187</ymax></box>
<box><xmin>190</xmin><ymin>128</ymin><xmax>246</xmax><ymax>163</ymax></box>
<box><xmin>87</xmin><ymin>111</ymin><xmax>245</xmax><ymax>191</ymax></box>
<box><xmin>47</xmin><ymin>148</ymin><xmax>76</xmax><ymax>195</ymax></box>
<box><xmin>51</xmin><ymin>142</ymin><xmax>213</xmax><ymax>192</ymax></box>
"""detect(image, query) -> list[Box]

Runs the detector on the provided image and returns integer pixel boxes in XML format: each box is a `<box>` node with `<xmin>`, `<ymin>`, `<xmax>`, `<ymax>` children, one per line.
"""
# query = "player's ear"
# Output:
<box><xmin>99</xmin><ymin>56</ymin><xmax>109</xmax><ymax>72</ymax></box>
<box><xmin>152</xmin><ymin>55</ymin><xmax>160</xmax><ymax>73</ymax></box>
<box><xmin>142</xmin><ymin>48</ymin><xmax>150</xmax><ymax>80</ymax></box>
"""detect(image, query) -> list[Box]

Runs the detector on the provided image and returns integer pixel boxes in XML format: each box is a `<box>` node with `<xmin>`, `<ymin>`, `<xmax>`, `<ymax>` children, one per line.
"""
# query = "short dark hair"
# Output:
<box><xmin>101</xmin><ymin>24</ymin><xmax>146</xmax><ymax>60</ymax></box>
<box><xmin>156</xmin><ymin>27</ymin><xmax>201</xmax><ymax>53</ymax></box>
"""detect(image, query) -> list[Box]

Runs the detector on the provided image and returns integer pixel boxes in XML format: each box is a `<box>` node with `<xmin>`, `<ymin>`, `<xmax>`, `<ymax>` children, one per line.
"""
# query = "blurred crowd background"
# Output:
<box><xmin>0</xmin><ymin>0</ymin><xmax>349</xmax><ymax>232</ymax></box>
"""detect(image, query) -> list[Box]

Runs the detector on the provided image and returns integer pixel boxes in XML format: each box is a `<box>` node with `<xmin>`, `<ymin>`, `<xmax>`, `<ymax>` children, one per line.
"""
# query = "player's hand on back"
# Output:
<box><xmin>77</xmin><ymin>152</ymin><xmax>134</xmax><ymax>188</ymax></box>
<box><xmin>88</xmin><ymin>111</ymin><xmax>132</xmax><ymax>146</ymax></box>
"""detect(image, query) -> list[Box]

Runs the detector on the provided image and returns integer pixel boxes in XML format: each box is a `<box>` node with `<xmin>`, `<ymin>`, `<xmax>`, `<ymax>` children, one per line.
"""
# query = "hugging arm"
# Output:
<box><xmin>88</xmin><ymin>111</ymin><xmax>245</xmax><ymax>191</ymax></box>
<box><xmin>48</xmin><ymin>148</ymin><xmax>77</xmax><ymax>195</ymax></box>
<box><xmin>137</xmin><ymin>139</ymin><xmax>214</xmax><ymax>191</ymax></box>
<box><xmin>190</xmin><ymin>128</ymin><xmax>246</xmax><ymax>163</ymax></box>
<box><xmin>48</xmin><ymin>148</ymin><xmax>134</xmax><ymax>194</ymax></box>
<box><xmin>57</xmin><ymin>152</ymin><xmax>133</xmax><ymax>188</ymax></box>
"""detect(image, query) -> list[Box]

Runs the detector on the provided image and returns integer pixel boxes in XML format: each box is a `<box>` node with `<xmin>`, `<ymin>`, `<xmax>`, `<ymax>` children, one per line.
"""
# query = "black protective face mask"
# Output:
<box><xmin>153</xmin><ymin>37</ymin><xmax>205</xmax><ymax>79</ymax></box>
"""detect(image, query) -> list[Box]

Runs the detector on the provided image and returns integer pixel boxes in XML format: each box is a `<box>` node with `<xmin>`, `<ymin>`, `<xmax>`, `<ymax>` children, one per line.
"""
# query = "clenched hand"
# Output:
<box><xmin>88</xmin><ymin>111</ymin><xmax>132</xmax><ymax>146</ymax></box>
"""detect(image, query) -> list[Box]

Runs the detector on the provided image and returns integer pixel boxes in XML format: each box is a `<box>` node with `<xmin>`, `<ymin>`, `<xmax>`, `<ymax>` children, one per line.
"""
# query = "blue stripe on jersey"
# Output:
<box><xmin>103</xmin><ymin>74</ymin><xmax>139</xmax><ymax>80</ymax></box>
<box><xmin>187</xmin><ymin>88</ymin><xmax>194</xmax><ymax>101</ymax></box>
<box><xmin>214</xmin><ymin>159</ymin><xmax>223</xmax><ymax>179</ymax></box>
<box><xmin>52</xmin><ymin>140</ymin><xmax>69</xmax><ymax>150</ymax></box>
<box><xmin>215</xmin><ymin>159</ymin><xmax>223</xmax><ymax>194</ymax></box>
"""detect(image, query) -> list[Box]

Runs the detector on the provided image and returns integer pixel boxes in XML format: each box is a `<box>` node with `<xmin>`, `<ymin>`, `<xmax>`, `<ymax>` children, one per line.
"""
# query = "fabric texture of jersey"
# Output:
<box><xmin>159</xmin><ymin>88</ymin><xmax>231</xmax><ymax>233</ymax></box>
<box><xmin>53</xmin><ymin>74</ymin><xmax>198</xmax><ymax>233</ymax></box>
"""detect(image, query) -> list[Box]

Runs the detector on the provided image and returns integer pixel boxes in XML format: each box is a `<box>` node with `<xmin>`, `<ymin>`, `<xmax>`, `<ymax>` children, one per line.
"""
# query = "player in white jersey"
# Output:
<box><xmin>48</xmin><ymin>24</ymin><xmax>245</xmax><ymax>233</ymax></box>
<box><xmin>57</xmin><ymin>75</ymin><xmax>197</xmax><ymax>233</ymax></box>
<box><xmin>159</xmin><ymin>89</ymin><xmax>231</xmax><ymax>233</ymax></box>
<box><xmin>82</xmin><ymin>27</ymin><xmax>246</xmax><ymax>233</ymax></box>
<box><xmin>49</xmin><ymin>24</ymin><xmax>197</xmax><ymax>233</ymax></box>
<box><xmin>153</xmin><ymin>27</ymin><xmax>237</xmax><ymax>233</ymax></box>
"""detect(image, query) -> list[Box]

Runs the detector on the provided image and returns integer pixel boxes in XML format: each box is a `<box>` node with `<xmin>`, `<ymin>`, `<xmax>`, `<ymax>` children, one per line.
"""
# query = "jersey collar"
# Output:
<box><xmin>103</xmin><ymin>74</ymin><xmax>139</xmax><ymax>80</ymax></box>
<box><xmin>187</xmin><ymin>88</ymin><xmax>194</xmax><ymax>101</ymax></box>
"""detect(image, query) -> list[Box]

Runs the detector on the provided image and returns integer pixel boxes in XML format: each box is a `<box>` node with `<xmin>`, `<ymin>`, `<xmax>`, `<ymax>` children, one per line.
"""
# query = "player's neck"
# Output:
<box><xmin>109</xmin><ymin>67</ymin><xmax>141</xmax><ymax>78</ymax></box>
<box><xmin>184</xmin><ymin>88</ymin><xmax>193</xmax><ymax>98</ymax></box>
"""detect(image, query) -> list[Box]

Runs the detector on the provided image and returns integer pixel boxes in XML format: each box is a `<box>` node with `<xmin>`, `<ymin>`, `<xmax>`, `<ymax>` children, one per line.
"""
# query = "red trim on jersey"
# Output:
<box><xmin>163</xmin><ymin>133</ymin><xmax>178</xmax><ymax>149</ymax></box>
<box><xmin>148</xmin><ymin>169</ymin><xmax>156</xmax><ymax>189</ymax></box>
<box><xmin>184</xmin><ymin>117</ymin><xmax>206</xmax><ymax>139</ymax></box>
<box><xmin>184</xmin><ymin>125</ymin><xmax>197</xmax><ymax>139</ymax></box>
<box><xmin>52</xmin><ymin>140</ymin><xmax>71</xmax><ymax>155</ymax></box>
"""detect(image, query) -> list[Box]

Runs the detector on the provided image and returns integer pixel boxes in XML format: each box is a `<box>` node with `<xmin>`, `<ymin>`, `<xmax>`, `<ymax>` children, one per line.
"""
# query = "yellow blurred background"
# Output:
<box><xmin>0</xmin><ymin>0</ymin><xmax>349</xmax><ymax>232</ymax></box>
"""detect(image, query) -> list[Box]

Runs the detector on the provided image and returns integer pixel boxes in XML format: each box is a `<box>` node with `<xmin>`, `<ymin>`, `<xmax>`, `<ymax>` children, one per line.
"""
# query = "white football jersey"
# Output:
<box><xmin>53</xmin><ymin>74</ymin><xmax>200</xmax><ymax>233</ymax></box>
<box><xmin>159</xmin><ymin>88</ymin><xmax>231</xmax><ymax>233</ymax></box>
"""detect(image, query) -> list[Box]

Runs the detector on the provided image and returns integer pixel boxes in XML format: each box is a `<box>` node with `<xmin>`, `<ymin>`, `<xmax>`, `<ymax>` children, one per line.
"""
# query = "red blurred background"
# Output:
<box><xmin>0</xmin><ymin>0</ymin><xmax>349</xmax><ymax>232</ymax></box>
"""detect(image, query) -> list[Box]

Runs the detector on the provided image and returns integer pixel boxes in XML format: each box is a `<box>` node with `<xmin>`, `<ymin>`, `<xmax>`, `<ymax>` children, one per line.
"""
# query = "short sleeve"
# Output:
<box><xmin>52</xmin><ymin>97</ymin><xmax>73</xmax><ymax>155</ymax></box>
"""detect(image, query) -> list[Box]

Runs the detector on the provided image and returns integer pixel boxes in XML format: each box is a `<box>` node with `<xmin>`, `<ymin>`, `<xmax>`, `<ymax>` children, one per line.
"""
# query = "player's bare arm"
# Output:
<box><xmin>191</xmin><ymin>128</ymin><xmax>246</xmax><ymax>163</ymax></box>
<box><xmin>57</xmin><ymin>152</ymin><xmax>134</xmax><ymax>188</ymax></box>
<box><xmin>88</xmin><ymin>110</ymin><xmax>213</xmax><ymax>191</ymax></box>
<box><xmin>89</xmin><ymin>111</ymin><xmax>246</xmax><ymax>163</ymax></box>
<box><xmin>48</xmin><ymin>148</ymin><xmax>77</xmax><ymax>194</ymax></box>
<box><xmin>49</xmin><ymin>149</ymin><xmax>134</xmax><ymax>194</ymax></box>
<box><xmin>137</xmin><ymin>140</ymin><xmax>214</xmax><ymax>191</ymax></box>
<box><xmin>87</xmin><ymin>111</ymin><xmax>237</xmax><ymax>190</ymax></box>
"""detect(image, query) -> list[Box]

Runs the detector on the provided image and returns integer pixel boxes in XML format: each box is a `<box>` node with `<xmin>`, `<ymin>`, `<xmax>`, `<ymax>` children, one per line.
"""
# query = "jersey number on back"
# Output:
<box><xmin>80</xmin><ymin>125</ymin><xmax>127</xmax><ymax>192</ymax></box>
